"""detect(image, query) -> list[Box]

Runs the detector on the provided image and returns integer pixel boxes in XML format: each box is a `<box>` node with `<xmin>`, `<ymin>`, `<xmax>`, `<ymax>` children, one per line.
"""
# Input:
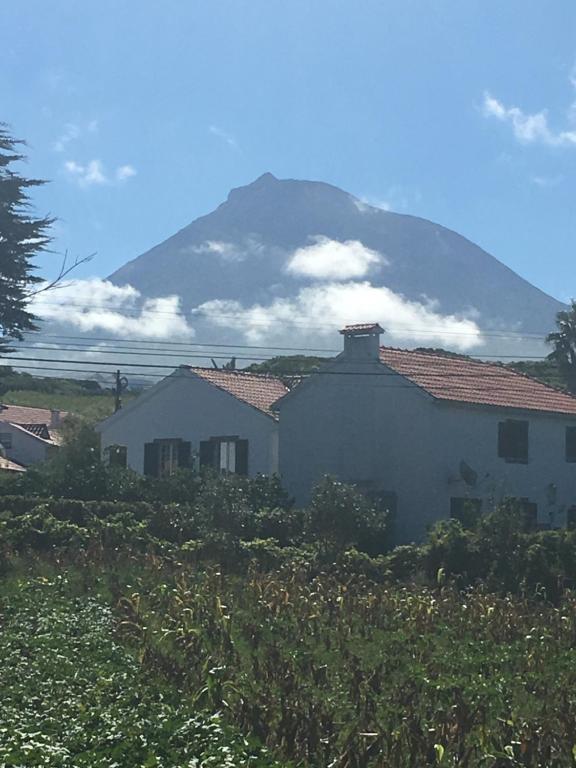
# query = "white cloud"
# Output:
<box><xmin>195</xmin><ymin>281</ymin><xmax>482</xmax><ymax>351</ymax></box>
<box><xmin>209</xmin><ymin>125</ymin><xmax>238</xmax><ymax>149</ymax></box>
<box><xmin>530</xmin><ymin>174</ymin><xmax>564</xmax><ymax>187</ymax></box>
<box><xmin>185</xmin><ymin>237</ymin><xmax>266</xmax><ymax>262</ymax></box>
<box><xmin>483</xmin><ymin>90</ymin><xmax>576</xmax><ymax>147</ymax></box>
<box><xmin>53</xmin><ymin>119</ymin><xmax>99</xmax><ymax>152</ymax></box>
<box><xmin>54</xmin><ymin>123</ymin><xmax>80</xmax><ymax>152</ymax></box>
<box><xmin>353</xmin><ymin>197</ymin><xmax>392</xmax><ymax>213</ymax></box>
<box><xmin>115</xmin><ymin>164</ymin><xmax>137</xmax><ymax>182</ymax></box>
<box><xmin>64</xmin><ymin>159</ymin><xmax>137</xmax><ymax>187</ymax></box>
<box><xmin>31</xmin><ymin>279</ymin><xmax>195</xmax><ymax>340</ymax></box>
<box><xmin>286</xmin><ymin>237</ymin><xmax>386</xmax><ymax>281</ymax></box>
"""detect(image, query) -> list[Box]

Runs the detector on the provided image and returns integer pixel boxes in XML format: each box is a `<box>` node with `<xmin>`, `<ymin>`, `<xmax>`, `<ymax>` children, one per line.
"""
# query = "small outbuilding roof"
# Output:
<box><xmin>379</xmin><ymin>347</ymin><xmax>576</xmax><ymax>416</ymax></box>
<box><xmin>184</xmin><ymin>367</ymin><xmax>290</xmax><ymax>417</ymax></box>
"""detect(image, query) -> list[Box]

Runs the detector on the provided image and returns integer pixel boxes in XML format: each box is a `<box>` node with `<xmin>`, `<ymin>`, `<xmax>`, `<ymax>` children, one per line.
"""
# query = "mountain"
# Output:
<box><xmin>108</xmin><ymin>173</ymin><xmax>564</xmax><ymax>349</ymax></box>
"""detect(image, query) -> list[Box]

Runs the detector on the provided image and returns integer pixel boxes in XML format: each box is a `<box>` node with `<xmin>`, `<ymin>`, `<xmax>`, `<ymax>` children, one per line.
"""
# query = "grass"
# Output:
<box><xmin>1</xmin><ymin>390</ymin><xmax>136</xmax><ymax>422</ymax></box>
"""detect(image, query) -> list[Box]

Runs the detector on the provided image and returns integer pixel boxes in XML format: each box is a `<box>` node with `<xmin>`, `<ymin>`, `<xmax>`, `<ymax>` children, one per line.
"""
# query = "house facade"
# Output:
<box><xmin>275</xmin><ymin>324</ymin><xmax>576</xmax><ymax>543</ymax></box>
<box><xmin>0</xmin><ymin>404</ymin><xmax>64</xmax><ymax>469</ymax></box>
<box><xmin>96</xmin><ymin>366</ymin><xmax>288</xmax><ymax>477</ymax></box>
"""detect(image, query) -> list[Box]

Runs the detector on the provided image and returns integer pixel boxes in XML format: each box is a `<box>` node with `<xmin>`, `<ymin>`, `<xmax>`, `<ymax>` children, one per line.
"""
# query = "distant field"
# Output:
<box><xmin>1</xmin><ymin>390</ymin><xmax>137</xmax><ymax>422</ymax></box>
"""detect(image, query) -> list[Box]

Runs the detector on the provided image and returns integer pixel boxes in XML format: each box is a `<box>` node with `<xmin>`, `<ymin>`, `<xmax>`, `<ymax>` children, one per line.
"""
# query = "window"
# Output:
<box><xmin>143</xmin><ymin>439</ymin><xmax>191</xmax><ymax>477</ymax></box>
<box><xmin>498</xmin><ymin>419</ymin><xmax>529</xmax><ymax>463</ymax></box>
<box><xmin>450</xmin><ymin>497</ymin><xmax>482</xmax><ymax>528</ymax></box>
<box><xmin>0</xmin><ymin>432</ymin><xmax>12</xmax><ymax>449</ymax></box>
<box><xmin>106</xmin><ymin>444</ymin><xmax>127</xmax><ymax>468</ymax></box>
<box><xmin>504</xmin><ymin>497</ymin><xmax>538</xmax><ymax>532</ymax></box>
<box><xmin>566</xmin><ymin>427</ymin><xmax>576</xmax><ymax>463</ymax></box>
<box><xmin>199</xmin><ymin>437</ymin><xmax>248</xmax><ymax>475</ymax></box>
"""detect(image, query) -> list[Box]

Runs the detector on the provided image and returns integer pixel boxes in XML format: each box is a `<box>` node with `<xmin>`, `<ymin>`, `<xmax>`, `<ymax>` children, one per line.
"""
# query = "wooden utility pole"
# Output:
<box><xmin>114</xmin><ymin>370</ymin><xmax>129</xmax><ymax>412</ymax></box>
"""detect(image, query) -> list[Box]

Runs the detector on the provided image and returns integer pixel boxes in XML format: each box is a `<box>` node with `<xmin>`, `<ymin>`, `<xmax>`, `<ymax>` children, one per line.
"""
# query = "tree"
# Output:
<box><xmin>0</xmin><ymin>124</ymin><xmax>53</xmax><ymax>351</ymax></box>
<box><xmin>546</xmin><ymin>300</ymin><xmax>576</xmax><ymax>393</ymax></box>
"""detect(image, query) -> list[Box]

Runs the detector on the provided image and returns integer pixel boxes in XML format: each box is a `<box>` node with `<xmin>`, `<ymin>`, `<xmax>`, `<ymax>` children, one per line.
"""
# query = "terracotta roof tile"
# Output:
<box><xmin>379</xmin><ymin>347</ymin><xmax>576</xmax><ymax>416</ymax></box>
<box><xmin>185</xmin><ymin>368</ymin><xmax>289</xmax><ymax>417</ymax></box>
<box><xmin>0</xmin><ymin>404</ymin><xmax>67</xmax><ymax>425</ymax></box>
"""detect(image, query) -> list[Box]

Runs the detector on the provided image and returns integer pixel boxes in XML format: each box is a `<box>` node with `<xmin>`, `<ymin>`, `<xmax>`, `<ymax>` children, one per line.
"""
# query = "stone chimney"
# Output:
<box><xmin>339</xmin><ymin>323</ymin><xmax>384</xmax><ymax>361</ymax></box>
<box><xmin>50</xmin><ymin>409</ymin><xmax>61</xmax><ymax>429</ymax></box>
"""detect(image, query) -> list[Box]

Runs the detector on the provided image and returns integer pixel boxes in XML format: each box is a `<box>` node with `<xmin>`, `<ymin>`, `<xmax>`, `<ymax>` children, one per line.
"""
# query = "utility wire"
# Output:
<box><xmin>30</xmin><ymin>301</ymin><xmax>558</xmax><ymax>339</ymax></box>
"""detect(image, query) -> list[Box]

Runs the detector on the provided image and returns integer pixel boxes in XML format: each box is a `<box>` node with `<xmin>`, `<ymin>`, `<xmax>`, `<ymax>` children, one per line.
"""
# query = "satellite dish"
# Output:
<box><xmin>459</xmin><ymin>460</ymin><xmax>478</xmax><ymax>487</ymax></box>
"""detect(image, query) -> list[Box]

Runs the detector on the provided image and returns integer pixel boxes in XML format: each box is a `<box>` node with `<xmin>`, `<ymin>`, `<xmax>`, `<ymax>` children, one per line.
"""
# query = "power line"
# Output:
<box><xmin>2</xmin><ymin>355</ymin><xmax>567</xmax><ymax>387</ymax></box>
<box><xmin>30</xmin><ymin>301</ymin><xmax>557</xmax><ymax>339</ymax></box>
<box><xmin>15</xmin><ymin>342</ymin><xmax>553</xmax><ymax>362</ymax></box>
<box><xmin>25</xmin><ymin>333</ymin><xmax>339</xmax><ymax>354</ymax></box>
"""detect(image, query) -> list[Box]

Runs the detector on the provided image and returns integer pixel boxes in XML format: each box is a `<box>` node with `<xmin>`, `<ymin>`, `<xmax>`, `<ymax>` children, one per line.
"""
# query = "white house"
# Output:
<box><xmin>275</xmin><ymin>324</ymin><xmax>576</xmax><ymax>542</ymax></box>
<box><xmin>0</xmin><ymin>404</ymin><xmax>65</xmax><ymax>470</ymax></box>
<box><xmin>95</xmin><ymin>366</ymin><xmax>289</xmax><ymax>477</ymax></box>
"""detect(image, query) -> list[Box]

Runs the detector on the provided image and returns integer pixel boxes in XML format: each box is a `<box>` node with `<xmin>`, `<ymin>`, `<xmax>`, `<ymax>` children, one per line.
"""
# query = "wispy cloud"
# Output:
<box><xmin>483</xmin><ymin>71</ymin><xmax>576</xmax><ymax>147</ymax></box>
<box><xmin>286</xmin><ymin>237</ymin><xmax>386</xmax><ymax>280</ymax></box>
<box><xmin>53</xmin><ymin>119</ymin><xmax>98</xmax><ymax>152</ymax></box>
<box><xmin>64</xmin><ymin>160</ymin><xmax>107</xmax><ymax>186</ymax></box>
<box><xmin>115</xmin><ymin>164</ymin><xmax>137</xmax><ymax>182</ymax></box>
<box><xmin>353</xmin><ymin>197</ymin><xmax>392</xmax><ymax>213</ymax></box>
<box><xmin>195</xmin><ymin>281</ymin><xmax>482</xmax><ymax>351</ymax></box>
<box><xmin>530</xmin><ymin>174</ymin><xmax>564</xmax><ymax>187</ymax></box>
<box><xmin>183</xmin><ymin>237</ymin><xmax>266</xmax><ymax>262</ymax></box>
<box><xmin>31</xmin><ymin>279</ymin><xmax>194</xmax><ymax>340</ymax></box>
<box><xmin>209</xmin><ymin>125</ymin><xmax>238</xmax><ymax>149</ymax></box>
<box><xmin>64</xmin><ymin>159</ymin><xmax>137</xmax><ymax>187</ymax></box>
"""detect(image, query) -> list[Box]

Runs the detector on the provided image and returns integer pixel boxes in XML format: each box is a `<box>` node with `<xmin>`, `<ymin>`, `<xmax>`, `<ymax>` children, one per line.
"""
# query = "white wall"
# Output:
<box><xmin>278</xmin><ymin>359</ymin><xmax>576</xmax><ymax>543</ymax></box>
<box><xmin>97</xmin><ymin>370</ymin><xmax>279</xmax><ymax>477</ymax></box>
<box><xmin>0</xmin><ymin>421</ymin><xmax>52</xmax><ymax>466</ymax></box>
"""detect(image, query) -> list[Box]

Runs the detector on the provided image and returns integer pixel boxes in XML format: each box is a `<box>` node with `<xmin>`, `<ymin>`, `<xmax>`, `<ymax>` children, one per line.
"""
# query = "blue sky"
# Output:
<box><xmin>2</xmin><ymin>0</ymin><xmax>576</xmax><ymax>302</ymax></box>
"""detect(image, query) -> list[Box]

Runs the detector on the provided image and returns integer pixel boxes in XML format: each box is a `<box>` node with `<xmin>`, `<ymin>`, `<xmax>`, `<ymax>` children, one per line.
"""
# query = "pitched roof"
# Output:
<box><xmin>19</xmin><ymin>423</ymin><xmax>51</xmax><ymax>439</ymax></box>
<box><xmin>378</xmin><ymin>347</ymin><xmax>576</xmax><ymax>416</ymax></box>
<box><xmin>185</xmin><ymin>368</ymin><xmax>290</xmax><ymax>417</ymax></box>
<box><xmin>0</xmin><ymin>457</ymin><xmax>26</xmax><ymax>473</ymax></box>
<box><xmin>0</xmin><ymin>404</ymin><xmax>67</xmax><ymax>425</ymax></box>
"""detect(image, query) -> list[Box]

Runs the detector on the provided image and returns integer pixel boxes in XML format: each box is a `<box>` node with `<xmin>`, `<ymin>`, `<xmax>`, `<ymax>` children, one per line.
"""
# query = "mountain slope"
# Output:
<box><xmin>109</xmin><ymin>173</ymin><xmax>563</xmax><ymax>336</ymax></box>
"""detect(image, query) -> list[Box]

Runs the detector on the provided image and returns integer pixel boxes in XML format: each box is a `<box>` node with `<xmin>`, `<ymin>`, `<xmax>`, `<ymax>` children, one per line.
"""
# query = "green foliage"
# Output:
<box><xmin>1</xmin><ymin>388</ymin><xmax>133</xmax><ymax>422</ymax></box>
<box><xmin>506</xmin><ymin>359</ymin><xmax>567</xmax><ymax>390</ymax></box>
<box><xmin>0</xmin><ymin>576</ymin><xmax>282</xmax><ymax>766</ymax></box>
<box><xmin>306</xmin><ymin>475</ymin><xmax>391</xmax><ymax>555</ymax></box>
<box><xmin>244</xmin><ymin>354</ymin><xmax>331</xmax><ymax>376</ymax></box>
<box><xmin>547</xmin><ymin>299</ymin><xmax>576</xmax><ymax>392</ymax></box>
<box><xmin>0</xmin><ymin>365</ymin><xmax>105</xmax><ymax>397</ymax></box>
<box><xmin>0</xmin><ymin>125</ymin><xmax>51</xmax><ymax>351</ymax></box>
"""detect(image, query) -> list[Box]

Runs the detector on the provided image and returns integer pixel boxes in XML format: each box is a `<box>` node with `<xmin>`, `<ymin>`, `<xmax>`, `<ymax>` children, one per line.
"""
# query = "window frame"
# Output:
<box><xmin>199</xmin><ymin>436</ymin><xmax>249</xmax><ymax>476</ymax></box>
<box><xmin>566</xmin><ymin>426</ymin><xmax>576</xmax><ymax>463</ymax></box>
<box><xmin>498</xmin><ymin>419</ymin><xmax>529</xmax><ymax>464</ymax></box>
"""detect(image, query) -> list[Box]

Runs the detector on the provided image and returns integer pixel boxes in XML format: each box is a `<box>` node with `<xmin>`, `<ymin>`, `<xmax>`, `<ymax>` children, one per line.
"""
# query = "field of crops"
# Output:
<box><xmin>0</xmin><ymin>570</ymin><xmax>282</xmax><ymax>767</ymax></box>
<box><xmin>4</xmin><ymin>548</ymin><xmax>576</xmax><ymax>767</ymax></box>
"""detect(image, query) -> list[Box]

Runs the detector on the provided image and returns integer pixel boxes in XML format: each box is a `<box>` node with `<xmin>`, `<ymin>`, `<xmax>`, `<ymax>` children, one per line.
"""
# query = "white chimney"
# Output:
<box><xmin>339</xmin><ymin>323</ymin><xmax>384</xmax><ymax>361</ymax></box>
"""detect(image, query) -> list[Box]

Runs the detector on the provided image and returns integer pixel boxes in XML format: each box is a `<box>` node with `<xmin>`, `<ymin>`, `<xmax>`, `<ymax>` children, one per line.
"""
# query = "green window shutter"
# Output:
<box><xmin>143</xmin><ymin>442</ymin><xmax>159</xmax><ymax>477</ymax></box>
<box><xmin>178</xmin><ymin>440</ymin><xmax>191</xmax><ymax>468</ymax></box>
<box><xmin>566</xmin><ymin>427</ymin><xmax>576</xmax><ymax>462</ymax></box>
<box><xmin>199</xmin><ymin>440</ymin><xmax>215</xmax><ymax>468</ymax></box>
<box><xmin>235</xmin><ymin>439</ymin><xmax>249</xmax><ymax>476</ymax></box>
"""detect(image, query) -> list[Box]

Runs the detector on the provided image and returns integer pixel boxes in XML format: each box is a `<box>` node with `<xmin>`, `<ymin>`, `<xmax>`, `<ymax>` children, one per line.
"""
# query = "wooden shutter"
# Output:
<box><xmin>178</xmin><ymin>441</ymin><xmax>191</xmax><ymax>469</ymax></box>
<box><xmin>109</xmin><ymin>445</ymin><xmax>127</xmax><ymax>468</ymax></box>
<box><xmin>566</xmin><ymin>427</ymin><xmax>576</xmax><ymax>462</ymax></box>
<box><xmin>199</xmin><ymin>440</ymin><xmax>215</xmax><ymax>469</ymax></box>
<box><xmin>498</xmin><ymin>420</ymin><xmax>528</xmax><ymax>462</ymax></box>
<box><xmin>143</xmin><ymin>442</ymin><xmax>159</xmax><ymax>477</ymax></box>
<box><xmin>235</xmin><ymin>439</ymin><xmax>248</xmax><ymax>476</ymax></box>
